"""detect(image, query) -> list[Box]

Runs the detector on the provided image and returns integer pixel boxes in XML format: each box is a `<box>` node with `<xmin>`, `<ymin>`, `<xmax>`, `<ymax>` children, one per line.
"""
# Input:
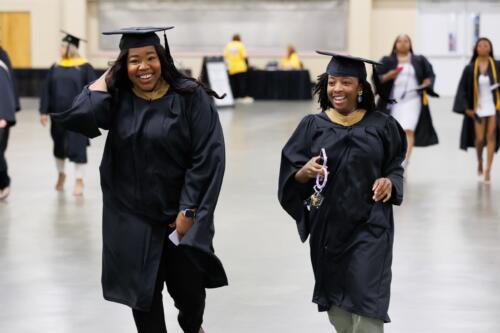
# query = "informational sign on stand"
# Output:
<box><xmin>203</xmin><ymin>57</ymin><xmax>234</xmax><ymax>108</ymax></box>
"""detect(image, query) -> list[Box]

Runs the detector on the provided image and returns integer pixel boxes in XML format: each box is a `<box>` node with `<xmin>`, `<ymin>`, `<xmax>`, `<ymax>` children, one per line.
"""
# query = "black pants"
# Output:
<box><xmin>133</xmin><ymin>231</ymin><xmax>206</xmax><ymax>333</ymax></box>
<box><xmin>229</xmin><ymin>72</ymin><xmax>248</xmax><ymax>98</ymax></box>
<box><xmin>0</xmin><ymin>126</ymin><xmax>10</xmax><ymax>189</ymax></box>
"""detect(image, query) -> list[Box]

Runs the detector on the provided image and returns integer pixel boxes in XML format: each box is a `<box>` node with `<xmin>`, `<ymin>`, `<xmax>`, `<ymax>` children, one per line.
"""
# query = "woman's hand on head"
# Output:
<box><xmin>372</xmin><ymin>177</ymin><xmax>392</xmax><ymax>203</ymax></box>
<box><xmin>295</xmin><ymin>156</ymin><xmax>325</xmax><ymax>184</ymax></box>
<box><xmin>89</xmin><ymin>68</ymin><xmax>110</xmax><ymax>92</ymax></box>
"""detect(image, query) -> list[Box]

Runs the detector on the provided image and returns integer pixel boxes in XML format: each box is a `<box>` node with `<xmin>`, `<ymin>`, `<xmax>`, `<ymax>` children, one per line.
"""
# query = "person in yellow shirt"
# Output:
<box><xmin>279</xmin><ymin>44</ymin><xmax>302</xmax><ymax>70</ymax></box>
<box><xmin>224</xmin><ymin>34</ymin><xmax>252</xmax><ymax>101</ymax></box>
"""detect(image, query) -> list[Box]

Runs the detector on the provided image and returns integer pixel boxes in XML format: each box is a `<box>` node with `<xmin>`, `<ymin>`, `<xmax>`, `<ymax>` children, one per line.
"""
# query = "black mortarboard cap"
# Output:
<box><xmin>102</xmin><ymin>26</ymin><xmax>174</xmax><ymax>51</ymax></box>
<box><xmin>316</xmin><ymin>50</ymin><xmax>381</xmax><ymax>80</ymax></box>
<box><xmin>61</xmin><ymin>30</ymin><xmax>87</xmax><ymax>48</ymax></box>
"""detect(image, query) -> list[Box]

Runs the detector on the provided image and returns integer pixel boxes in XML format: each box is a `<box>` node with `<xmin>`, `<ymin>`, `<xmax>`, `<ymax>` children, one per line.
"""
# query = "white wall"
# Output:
<box><xmin>0</xmin><ymin>0</ymin><xmax>87</xmax><ymax>68</ymax></box>
<box><xmin>417</xmin><ymin>0</ymin><xmax>500</xmax><ymax>96</ymax></box>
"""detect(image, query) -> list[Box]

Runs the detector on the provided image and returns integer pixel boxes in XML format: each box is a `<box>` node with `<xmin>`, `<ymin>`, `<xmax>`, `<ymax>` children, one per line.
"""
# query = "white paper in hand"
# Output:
<box><xmin>169</xmin><ymin>230</ymin><xmax>180</xmax><ymax>246</ymax></box>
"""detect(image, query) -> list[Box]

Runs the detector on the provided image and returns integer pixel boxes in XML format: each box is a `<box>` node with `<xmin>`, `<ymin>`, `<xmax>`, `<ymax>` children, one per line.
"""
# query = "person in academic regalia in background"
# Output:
<box><xmin>39</xmin><ymin>31</ymin><xmax>96</xmax><ymax>196</ymax></box>
<box><xmin>278</xmin><ymin>51</ymin><xmax>406</xmax><ymax>333</ymax></box>
<box><xmin>278</xmin><ymin>44</ymin><xmax>302</xmax><ymax>70</ymax></box>
<box><xmin>0</xmin><ymin>46</ymin><xmax>20</xmax><ymax>200</ymax></box>
<box><xmin>453</xmin><ymin>37</ymin><xmax>500</xmax><ymax>184</ymax></box>
<box><xmin>374</xmin><ymin>34</ymin><xmax>439</xmax><ymax>170</ymax></box>
<box><xmin>51</xmin><ymin>26</ymin><xmax>227</xmax><ymax>333</ymax></box>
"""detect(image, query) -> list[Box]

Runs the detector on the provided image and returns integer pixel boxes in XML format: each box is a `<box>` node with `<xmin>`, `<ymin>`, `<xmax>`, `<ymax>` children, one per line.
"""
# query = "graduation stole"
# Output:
<box><xmin>58</xmin><ymin>57</ymin><xmax>88</xmax><ymax>67</ymax></box>
<box><xmin>473</xmin><ymin>57</ymin><xmax>500</xmax><ymax>111</ymax></box>
<box><xmin>325</xmin><ymin>108</ymin><xmax>366</xmax><ymax>127</ymax></box>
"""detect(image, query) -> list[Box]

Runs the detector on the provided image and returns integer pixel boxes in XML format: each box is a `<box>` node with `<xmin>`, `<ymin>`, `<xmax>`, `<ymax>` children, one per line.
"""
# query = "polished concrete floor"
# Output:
<box><xmin>1</xmin><ymin>97</ymin><xmax>499</xmax><ymax>333</ymax></box>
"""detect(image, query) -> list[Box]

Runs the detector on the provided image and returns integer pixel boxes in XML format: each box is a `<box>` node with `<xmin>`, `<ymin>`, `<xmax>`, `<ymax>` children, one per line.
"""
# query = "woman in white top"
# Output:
<box><xmin>376</xmin><ymin>34</ymin><xmax>439</xmax><ymax>170</ymax></box>
<box><xmin>453</xmin><ymin>37</ymin><xmax>500</xmax><ymax>184</ymax></box>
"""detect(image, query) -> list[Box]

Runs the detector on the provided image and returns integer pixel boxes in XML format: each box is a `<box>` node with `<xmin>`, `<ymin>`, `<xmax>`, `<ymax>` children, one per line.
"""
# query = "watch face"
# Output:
<box><xmin>184</xmin><ymin>209</ymin><xmax>196</xmax><ymax>218</ymax></box>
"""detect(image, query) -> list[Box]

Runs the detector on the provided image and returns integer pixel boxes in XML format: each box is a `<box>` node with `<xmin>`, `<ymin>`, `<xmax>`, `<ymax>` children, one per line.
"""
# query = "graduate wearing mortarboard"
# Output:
<box><xmin>39</xmin><ymin>31</ymin><xmax>96</xmax><ymax>195</ymax></box>
<box><xmin>52</xmin><ymin>27</ymin><xmax>227</xmax><ymax>333</ymax></box>
<box><xmin>374</xmin><ymin>34</ymin><xmax>439</xmax><ymax>171</ymax></box>
<box><xmin>0</xmin><ymin>45</ymin><xmax>19</xmax><ymax>200</ymax></box>
<box><xmin>278</xmin><ymin>51</ymin><xmax>407</xmax><ymax>332</ymax></box>
<box><xmin>453</xmin><ymin>37</ymin><xmax>500</xmax><ymax>184</ymax></box>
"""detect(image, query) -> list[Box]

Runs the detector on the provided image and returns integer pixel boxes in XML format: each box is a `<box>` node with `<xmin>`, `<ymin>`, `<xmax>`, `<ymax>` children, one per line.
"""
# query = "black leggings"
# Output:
<box><xmin>0</xmin><ymin>127</ymin><xmax>10</xmax><ymax>189</ymax></box>
<box><xmin>132</xmin><ymin>234</ymin><xmax>206</xmax><ymax>333</ymax></box>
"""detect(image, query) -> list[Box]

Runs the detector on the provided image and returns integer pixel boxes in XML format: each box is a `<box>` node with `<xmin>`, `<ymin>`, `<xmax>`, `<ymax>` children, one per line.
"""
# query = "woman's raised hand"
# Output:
<box><xmin>89</xmin><ymin>68</ymin><xmax>110</xmax><ymax>92</ymax></box>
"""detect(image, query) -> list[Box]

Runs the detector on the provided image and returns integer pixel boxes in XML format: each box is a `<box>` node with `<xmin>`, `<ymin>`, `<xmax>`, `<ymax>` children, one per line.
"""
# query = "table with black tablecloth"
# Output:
<box><xmin>246</xmin><ymin>70</ymin><xmax>312</xmax><ymax>100</ymax></box>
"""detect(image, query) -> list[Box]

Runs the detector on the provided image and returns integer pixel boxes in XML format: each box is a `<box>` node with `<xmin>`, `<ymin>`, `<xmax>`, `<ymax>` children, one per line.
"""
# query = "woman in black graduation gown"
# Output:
<box><xmin>0</xmin><ymin>46</ymin><xmax>20</xmax><ymax>200</ymax></box>
<box><xmin>40</xmin><ymin>32</ymin><xmax>96</xmax><ymax>195</ymax></box>
<box><xmin>453</xmin><ymin>37</ymin><xmax>500</xmax><ymax>184</ymax></box>
<box><xmin>375</xmin><ymin>34</ymin><xmax>438</xmax><ymax>169</ymax></box>
<box><xmin>278</xmin><ymin>51</ymin><xmax>406</xmax><ymax>332</ymax></box>
<box><xmin>52</xmin><ymin>27</ymin><xmax>226</xmax><ymax>333</ymax></box>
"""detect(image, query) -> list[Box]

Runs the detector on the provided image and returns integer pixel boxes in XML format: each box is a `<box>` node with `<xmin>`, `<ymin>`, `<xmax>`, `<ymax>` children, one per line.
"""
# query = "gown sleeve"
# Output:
<box><xmin>453</xmin><ymin>65</ymin><xmax>472</xmax><ymax>114</ymax></box>
<box><xmin>382</xmin><ymin>116</ymin><xmax>407</xmax><ymax>206</ymax></box>
<box><xmin>39</xmin><ymin>65</ymin><xmax>54</xmax><ymax>115</ymax></box>
<box><xmin>178</xmin><ymin>87</ymin><xmax>226</xmax><ymax>253</ymax></box>
<box><xmin>50</xmin><ymin>86</ymin><xmax>113</xmax><ymax>138</ymax></box>
<box><xmin>277</xmin><ymin>115</ymin><xmax>316</xmax><ymax>242</ymax></box>
<box><xmin>0</xmin><ymin>48</ymin><xmax>20</xmax><ymax>111</ymax></box>
<box><xmin>420</xmin><ymin>55</ymin><xmax>439</xmax><ymax>97</ymax></box>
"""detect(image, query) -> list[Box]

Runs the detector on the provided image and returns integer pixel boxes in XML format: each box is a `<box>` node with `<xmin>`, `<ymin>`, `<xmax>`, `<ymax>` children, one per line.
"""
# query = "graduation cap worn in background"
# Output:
<box><xmin>316</xmin><ymin>50</ymin><xmax>381</xmax><ymax>80</ymax></box>
<box><xmin>102</xmin><ymin>26</ymin><xmax>174</xmax><ymax>51</ymax></box>
<box><xmin>61</xmin><ymin>30</ymin><xmax>87</xmax><ymax>48</ymax></box>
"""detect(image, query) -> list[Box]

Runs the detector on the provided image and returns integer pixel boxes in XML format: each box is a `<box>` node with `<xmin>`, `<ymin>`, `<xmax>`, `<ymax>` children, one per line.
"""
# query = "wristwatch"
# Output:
<box><xmin>182</xmin><ymin>208</ymin><xmax>196</xmax><ymax>219</ymax></box>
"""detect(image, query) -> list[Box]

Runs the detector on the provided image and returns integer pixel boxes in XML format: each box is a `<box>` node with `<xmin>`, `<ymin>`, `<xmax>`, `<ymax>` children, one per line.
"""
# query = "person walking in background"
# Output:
<box><xmin>279</xmin><ymin>44</ymin><xmax>302</xmax><ymax>70</ymax></box>
<box><xmin>224</xmin><ymin>34</ymin><xmax>253</xmax><ymax>103</ymax></box>
<box><xmin>375</xmin><ymin>34</ymin><xmax>439</xmax><ymax>171</ymax></box>
<box><xmin>0</xmin><ymin>45</ymin><xmax>21</xmax><ymax>200</ymax></box>
<box><xmin>453</xmin><ymin>37</ymin><xmax>500</xmax><ymax>184</ymax></box>
<box><xmin>278</xmin><ymin>51</ymin><xmax>406</xmax><ymax>332</ymax></box>
<box><xmin>39</xmin><ymin>32</ymin><xmax>96</xmax><ymax>196</ymax></box>
<box><xmin>52</xmin><ymin>26</ymin><xmax>227</xmax><ymax>333</ymax></box>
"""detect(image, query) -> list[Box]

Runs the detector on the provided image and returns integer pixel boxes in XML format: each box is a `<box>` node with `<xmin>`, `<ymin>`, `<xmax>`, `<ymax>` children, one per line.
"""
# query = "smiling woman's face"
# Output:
<box><xmin>327</xmin><ymin>75</ymin><xmax>361</xmax><ymax>114</ymax></box>
<box><xmin>127</xmin><ymin>45</ymin><xmax>162</xmax><ymax>92</ymax></box>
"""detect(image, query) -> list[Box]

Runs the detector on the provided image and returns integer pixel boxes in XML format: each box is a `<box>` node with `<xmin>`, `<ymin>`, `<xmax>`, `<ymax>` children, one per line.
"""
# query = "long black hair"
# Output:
<box><xmin>313</xmin><ymin>73</ymin><xmax>376</xmax><ymax>112</ymax></box>
<box><xmin>106</xmin><ymin>44</ymin><xmax>223</xmax><ymax>100</ymax></box>
<box><xmin>391</xmin><ymin>34</ymin><xmax>414</xmax><ymax>55</ymax></box>
<box><xmin>470</xmin><ymin>37</ymin><xmax>494</xmax><ymax>63</ymax></box>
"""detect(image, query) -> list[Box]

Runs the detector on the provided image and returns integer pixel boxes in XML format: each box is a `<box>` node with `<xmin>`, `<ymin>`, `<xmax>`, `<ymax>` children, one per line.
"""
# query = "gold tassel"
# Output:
<box><xmin>422</xmin><ymin>90</ymin><xmax>428</xmax><ymax>106</ymax></box>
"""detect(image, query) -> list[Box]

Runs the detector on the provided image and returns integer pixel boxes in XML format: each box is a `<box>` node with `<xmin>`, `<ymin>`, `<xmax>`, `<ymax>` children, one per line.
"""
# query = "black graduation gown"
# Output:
<box><xmin>0</xmin><ymin>61</ymin><xmax>17</xmax><ymax>126</ymax></box>
<box><xmin>0</xmin><ymin>47</ymin><xmax>20</xmax><ymax>112</ymax></box>
<box><xmin>51</xmin><ymin>81</ymin><xmax>227</xmax><ymax>311</ymax></box>
<box><xmin>375</xmin><ymin>53</ymin><xmax>439</xmax><ymax>147</ymax></box>
<box><xmin>40</xmin><ymin>62</ymin><xmax>96</xmax><ymax>163</ymax></box>
<box><xmin>0</xmin><ymin>58</ymin><xmax>17</xmax><ymax>189</ymax></box>
<box><xmin>452</xmin><ymin>61</ymin><xmax>500</xmax><ymax>152</ymax></box>
<box><xmin>278</xmin><ymin>111</ymin><xmax>406</xmax><ymax>322</ymax></box>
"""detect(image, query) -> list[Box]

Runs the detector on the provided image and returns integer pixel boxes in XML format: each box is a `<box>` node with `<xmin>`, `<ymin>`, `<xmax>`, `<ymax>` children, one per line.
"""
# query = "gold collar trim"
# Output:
<box><xmin>132</xmin><ymin>79</ymin><xmax>170</xmax><ymax>101</ymax></box>
<box><xmin>58</xmin><ymin>57</ymin><xmax>88</xmax><ymax>67</ymax></box>
<box><xmin>325</xmin><ymin>108</ymin><xmax>366</xmax><ymax>127</ymax></box>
